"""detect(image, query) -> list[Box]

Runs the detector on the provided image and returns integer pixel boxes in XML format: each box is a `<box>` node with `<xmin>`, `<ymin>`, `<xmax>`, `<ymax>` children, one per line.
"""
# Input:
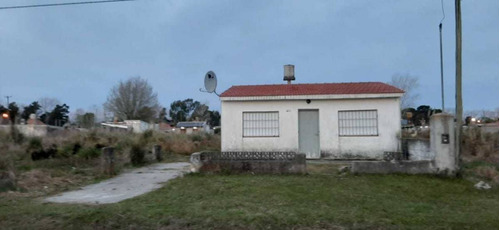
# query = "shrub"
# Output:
<box><xmin>26</xmin><ymin>137</ymin><xmax>43</xmax><ymax>152</ymax></box>
<box><xmin>9</xmin><ymin>126</ymin><xmax>24</xmax><ymax>144</ymax></box>
<box><xmin>190</xmin><ymin>134</ymin><xmax>203</xmax><ymax>142</ymax></box>
<box><xmin>130</xmin><ymin>143</ymin><xmax>145</xmax><ymax>166</ymax></box>
<box><xmin>57</xmin><ymin>144</ymin><xmax>73</xmax><ymax>158</ymax></box>
<box><xmin>115</xmin><ymin>135</ymin><xmax>133</xmax><ymax>152</ymax></box>
<box><xmin>142</xmin><ymin>130</ymin><xmax>154</xmax><ymax>141</ymax></box>
<box><xmin>85</xmin><ymin>130</ymin><xmax>100</xmax><ymax>143</ymax></box>
<box><xmin>31</xmin><ymin>144</ymin><xmax>58</xmax><ymax>161</ymax></box>
<box><xmin>77</xmin><ymin>147</ymin><xmax>101</xmax><ymax>159</ymax></box>
<box><xmin>55</xmin><ymin>142</ymin><xmax>81</xmax><ymax>158</ymax></box>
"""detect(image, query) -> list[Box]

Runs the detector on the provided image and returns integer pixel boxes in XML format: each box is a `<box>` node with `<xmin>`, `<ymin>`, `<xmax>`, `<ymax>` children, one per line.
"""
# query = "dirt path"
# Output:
<box><xmin>44</xmin><ymin>162</ymin><xmax>190</xmax><ymax>204</ymax></box>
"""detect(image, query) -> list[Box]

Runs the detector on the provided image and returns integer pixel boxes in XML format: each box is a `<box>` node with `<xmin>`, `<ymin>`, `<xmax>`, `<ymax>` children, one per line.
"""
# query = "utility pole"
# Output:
<box><xmin>5</xmin><ymin>96</ymin><xmax>12</xmax><ymax>105</ymax></box>
<box><xmin>455</xmin><ymin>0</ymin><xmax>462</xmax><ymax>171</ymax></box>
<box><xmin>439</xmin><ymin>23</ymin><xmax>445</xmax><ymax>111</ymax></box>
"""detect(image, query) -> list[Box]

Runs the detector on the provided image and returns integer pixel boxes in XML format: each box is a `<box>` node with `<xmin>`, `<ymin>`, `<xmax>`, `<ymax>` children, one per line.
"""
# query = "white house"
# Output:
<box><xmin>220</xmin><ymin>70</ymin><xmax>403</xmax><ymax>159</ymax></box>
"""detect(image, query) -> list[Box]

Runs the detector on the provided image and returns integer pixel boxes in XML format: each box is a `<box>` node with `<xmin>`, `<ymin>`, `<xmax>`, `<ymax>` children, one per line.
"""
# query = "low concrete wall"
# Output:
<box><xmin>351</xmin><ymin>161</ymin><xmax>435</xmax><ymax>174</ymax></box>
<box><xmin>0</xmin><ymin>125</ymin><xmax>49</xmax><ymax>137</ymax></box>
<box><xmin>405</xmin><ymin>139</ymin><xmax>434</xmax><ymax>161</ymax></box>
<box><xmin>190</xmin><ymin>151</ymin><xmax>307</xmax><ymax>174</ymax></box>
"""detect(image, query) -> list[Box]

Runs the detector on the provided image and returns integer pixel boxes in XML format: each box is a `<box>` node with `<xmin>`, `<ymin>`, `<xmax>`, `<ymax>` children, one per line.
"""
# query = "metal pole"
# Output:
<box><xmin>5</xmin><ymin>96</ymin><xmax>11</xmax><ymax>105</ymax></box>
<box><xmin>455</xmin><ymin>0</ymin><xmax>462</xmax><ymax>171</ymax></box>
<box><xmin>439</xmin><ymin>23</ymin><xmax>445</xmax><ymax>111</ymax></box>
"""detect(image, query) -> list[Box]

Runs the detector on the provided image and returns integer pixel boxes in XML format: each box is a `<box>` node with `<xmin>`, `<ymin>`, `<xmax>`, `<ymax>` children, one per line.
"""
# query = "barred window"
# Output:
<box><xmin>243</xmin><ymin>112</ymin><xmax>279</xmax><ymax>137</ymax></box>
<box><xmin>338</xmin><ymin>110</ymin><xmax>378</xmax><ymax>136</ymax></box>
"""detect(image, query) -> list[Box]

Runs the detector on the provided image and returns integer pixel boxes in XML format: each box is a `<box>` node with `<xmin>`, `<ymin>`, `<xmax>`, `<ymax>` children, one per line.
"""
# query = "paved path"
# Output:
<box><xmin>45</xmin><ymin>162</ymin><xmax>190</xmax><ymax>204</ymax></box>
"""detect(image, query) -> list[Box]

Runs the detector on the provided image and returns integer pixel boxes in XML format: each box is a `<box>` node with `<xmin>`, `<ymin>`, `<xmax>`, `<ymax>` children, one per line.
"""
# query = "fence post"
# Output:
<box><xmin>102</xmin><ymin>147</ymin><xmax>115</xmax><ymax>175</ymax></box>
<box><xmin>153</xmin><ymin>145</ymin><xmax>162</xmax><ymax>162</ymax></box>
<box><xmin>430</xmin><ymin>114</ymin><xmax>457</xmax><ymax>176</ymax></box>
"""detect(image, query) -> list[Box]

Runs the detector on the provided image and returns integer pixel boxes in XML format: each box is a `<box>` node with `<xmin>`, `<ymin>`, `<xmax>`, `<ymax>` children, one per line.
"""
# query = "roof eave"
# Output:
<box><xmin>220</xmin><ymin>93</ymin><xmax>404</xmax><ymax>101</ymax></box>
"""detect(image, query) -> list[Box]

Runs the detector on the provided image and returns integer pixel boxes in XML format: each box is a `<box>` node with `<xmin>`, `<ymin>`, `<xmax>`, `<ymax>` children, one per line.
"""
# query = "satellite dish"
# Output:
<box><xmin>204</xmin><ymin>71</ymin><xmax>217</xmax><ymax>93</ymax></box>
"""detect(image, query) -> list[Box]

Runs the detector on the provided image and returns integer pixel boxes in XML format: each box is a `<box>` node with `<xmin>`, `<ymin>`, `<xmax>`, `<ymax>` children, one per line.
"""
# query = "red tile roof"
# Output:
<box><xmin>220</xmin><ymin>82</ymin><xmax>404</xmax><ymax>97</ymax></box>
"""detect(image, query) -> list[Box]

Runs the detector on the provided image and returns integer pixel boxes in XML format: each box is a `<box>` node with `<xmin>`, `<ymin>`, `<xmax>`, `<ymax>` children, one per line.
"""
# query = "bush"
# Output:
<box><xmin>9</xmin><ymin>126</ymin><xmax>24</xmax><ymax>144</ymax></box>
<box><xmin>130</xmin><ymin>143</ymin><xmax>145</xmax><ymax>166</ymax></box>
<box><xmin>141</xmin><ymin>130</ymin><xmax>154</xmax><ymax>141</ymax></box>
<box><xmin>159</xmin><ymin>133</ymin><xmax>220</xmax><ymax>155</ymax></box>
<box><xmin>77</xmin><ymin>147</ymin><xmax>101</xmax><ymax>159</ymax></box>
<box><xmin>26</xmin><ymin>137</ymin><xmax>43</xmax><ymax>152</ymax></box>
<box><xmin>190</xmin><ymin>134</ymin><xmax>203</xmax><ymax>142</ymax></box>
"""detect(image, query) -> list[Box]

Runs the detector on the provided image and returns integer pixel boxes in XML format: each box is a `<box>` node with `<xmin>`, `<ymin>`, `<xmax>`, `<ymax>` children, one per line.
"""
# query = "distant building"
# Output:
<box><xmin>159</xmin><ymin>122</ymin><xmax>175</xmax><ymax>133</ymax></box>
<box><xmin>101</xmin><ymin>122</ymin><xmax>131</xmax><ymax>133</ymax></box>
<box><xmin>176</xmin><ymin>121</ymin><xmax>211</xmax><ymax>134</ymax></box>
<box><xmin>101</xmin><ymin>120</ymin><xmax>157</xmax><ymax>133</ymax></box>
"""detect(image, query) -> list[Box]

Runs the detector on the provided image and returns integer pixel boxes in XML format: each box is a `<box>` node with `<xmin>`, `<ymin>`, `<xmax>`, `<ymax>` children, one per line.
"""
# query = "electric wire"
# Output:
<box><xmin>440</xmin><ymin>0</ymin><xmax>446</xmax><ymax>24</ymax></box>
<box><xmin>0</xmin><ymin>0</ymin><xmax>136</xmax><ymax>10</ymax></box>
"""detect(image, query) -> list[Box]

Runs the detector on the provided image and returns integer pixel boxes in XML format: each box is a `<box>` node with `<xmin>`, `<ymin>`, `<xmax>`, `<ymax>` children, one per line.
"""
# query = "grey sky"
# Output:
<box><xmin>0</xmin><ymin>0</ymin><xmax>498</xmax><ymax>116</ymax></box>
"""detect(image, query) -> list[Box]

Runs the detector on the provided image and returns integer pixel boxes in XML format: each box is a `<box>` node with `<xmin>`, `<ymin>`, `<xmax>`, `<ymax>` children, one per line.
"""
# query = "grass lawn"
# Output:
<box><xmin>0</xmin><ymin>164</ymin><xmax>498</xmax><ymax>230</ymax></box>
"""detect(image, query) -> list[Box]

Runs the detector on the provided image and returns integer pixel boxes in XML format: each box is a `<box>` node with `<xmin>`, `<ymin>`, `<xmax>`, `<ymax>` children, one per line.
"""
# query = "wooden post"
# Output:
<box><xmin>102</xmin><ymin>147</ymin><xmax>115</xmax><ymax>175</ymax></box>
<box><xmin>455</xmin><ymin>0</ymin><xmax>462</xmax><ymax>171</ymax></box>
<box><xmin>153</xmin><ymin>145</ymin><xmax>162</xmax><ymax>162</ymax></box>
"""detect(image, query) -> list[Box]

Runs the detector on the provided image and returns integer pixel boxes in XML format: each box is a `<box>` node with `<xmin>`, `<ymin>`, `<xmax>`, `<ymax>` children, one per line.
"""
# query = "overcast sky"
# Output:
<box><xmin>0</xmin><ymin>0</ymin><xmax>498</xmax><ymax>116</ymax></box>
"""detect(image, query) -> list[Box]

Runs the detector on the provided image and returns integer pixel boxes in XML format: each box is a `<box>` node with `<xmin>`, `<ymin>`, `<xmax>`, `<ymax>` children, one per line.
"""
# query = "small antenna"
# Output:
<box><xmin>199</xmin><ymin>71</ymin><xmax>220</xmax><ymax>96</ymax></box>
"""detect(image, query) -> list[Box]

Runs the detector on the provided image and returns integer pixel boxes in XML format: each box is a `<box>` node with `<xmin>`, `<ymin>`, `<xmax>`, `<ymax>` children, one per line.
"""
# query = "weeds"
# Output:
<box><xmin>129</xmin><ymin>143</ymin><xmax>145</xmax><ymax>166</ymax></box>
<box><xmin>77</xmin><ymin>147</ymin><xmax>101</xmax><ymax>160</ymax></box>
<box><xmin>1</xmin><ymin>128</ymin><xmax>220</xmax><ymax>196</ymax></box>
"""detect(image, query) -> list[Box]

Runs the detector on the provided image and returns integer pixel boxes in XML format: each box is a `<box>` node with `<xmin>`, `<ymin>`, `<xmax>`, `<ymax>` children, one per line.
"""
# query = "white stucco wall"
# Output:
<box><xmin>221</xmin><ymin>97</ymin><xmax>401</xmax><ymax>159</ymax></box>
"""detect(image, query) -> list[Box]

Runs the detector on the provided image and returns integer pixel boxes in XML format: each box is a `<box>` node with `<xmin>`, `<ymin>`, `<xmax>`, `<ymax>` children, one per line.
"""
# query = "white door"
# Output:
<box><xmin>298</xmin><ymin>110</ymin><xmax>320</xmax><ymax>159</ymax></box>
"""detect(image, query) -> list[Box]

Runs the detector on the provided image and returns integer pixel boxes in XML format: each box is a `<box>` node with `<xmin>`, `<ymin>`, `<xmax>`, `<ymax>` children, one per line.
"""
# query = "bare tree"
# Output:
<box><xmin>389</xmin><ymin>74</ymin><xmax>420</xmax><ymax>109</ymax></box>
<box><xmin>104</xmin><ymin>77</ymin><xmax>159</xmax><ymax>121</ymax></box>
<box><xmin>71</xmin><ymin>108</ymin><xmax>86</xmax><ymax>123</ymax></box>
<box><xmin>89</xmin><ymin>104</ymin><xmax>105</xmax><ymax>123</ymax></box>
<box><xmin>39</xmin><ymin>97</ymin><xmax>61</xmax><ymax>114</ymax></box>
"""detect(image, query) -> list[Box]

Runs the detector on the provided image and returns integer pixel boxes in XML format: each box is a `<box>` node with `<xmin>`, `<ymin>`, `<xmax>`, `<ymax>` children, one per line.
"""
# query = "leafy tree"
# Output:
<box><xmin>21</xmin><ymin>101</ymin><xmax>42</xmax><ymax>120</ymax></box>
<box><xmin>157</xmin><ymin>107</ymin><xmax>168</xmax><ymax>123</ymax></box>
<box><xmin>169</xmin><ymin>99</ymin><xmax>220</xmax><ymax>126</ymax></box>
<box><xmin>389</xmin><ymin>74</ymin><xmax>420</xmax><ymax>109</ymax></box>
<box><xmin>401</xmin><ymin>107</ymin><xmax>416</xmax><ymax>121</ymax></box>
<box><xmin>190</xmin><ymin>104</ymin><xmax>210</xmax><ymax>121</ymax></box>
<box><xmin>169</xmin><ymin>99</ymin><xmax>200</xmax><ymax>124</ymax></box>
<box><xmin>404</xmin><ymin>105</ymin><xmax>441</xmax><ymax>126</ymax></box>
<box><xmin>207</xmin><ymin>110</ymin><xmax>221</xmax><ymax>127</ymax></box>
<box><xmin>8</xmin><ymin>102</ymin><xmax>19</xmax><ymax>123</ymax></box>
<box><xmin>41</xmin><ymin>104</ymin><xmax>70</xmax><ymax>126</ymax></box>
<box><xmin>104</xmin><ymin>77</ymin><xmax>159</xmax><ymax>121</ymax></box>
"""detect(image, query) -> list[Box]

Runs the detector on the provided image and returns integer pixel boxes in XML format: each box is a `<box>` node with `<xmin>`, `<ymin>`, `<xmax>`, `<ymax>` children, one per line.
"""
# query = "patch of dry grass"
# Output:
<box><xmin>0</xmin><ymin>129</ymin><xmax>220</xmax><ymax>195</ymax></box>
<box><xmin>462</xmin><ymin>128</ymin><xmax>499</xmax><ymax>163</ymax></box>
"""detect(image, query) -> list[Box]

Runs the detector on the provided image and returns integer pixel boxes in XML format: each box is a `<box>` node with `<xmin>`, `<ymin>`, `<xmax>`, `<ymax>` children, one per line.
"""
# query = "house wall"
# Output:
<box><xmin>221</xmin><ymin>97</ymin><xmax>401</xmax><ymax>159</ymax></box>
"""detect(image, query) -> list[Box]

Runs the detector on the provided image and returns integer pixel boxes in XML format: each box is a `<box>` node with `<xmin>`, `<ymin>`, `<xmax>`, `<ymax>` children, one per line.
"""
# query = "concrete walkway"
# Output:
<box><xmin>45</xmin><ymin>162</ymin><xmax>190</xmax><ymax>204</ymax></box>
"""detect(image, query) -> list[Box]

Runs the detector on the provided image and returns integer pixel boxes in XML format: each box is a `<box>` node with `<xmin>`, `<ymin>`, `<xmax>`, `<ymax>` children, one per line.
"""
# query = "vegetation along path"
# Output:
<box><xmin>44</xmin><ymin>162</ymin><xmax>190</xmax><ymax>204</ymax></box>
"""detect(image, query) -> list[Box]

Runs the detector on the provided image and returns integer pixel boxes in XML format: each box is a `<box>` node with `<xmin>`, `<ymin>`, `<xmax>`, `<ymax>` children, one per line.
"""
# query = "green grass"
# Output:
<box><xmin>0</xmin><ymin>166</ymin><xmax>497</xmax><ymax>230</ymax></box>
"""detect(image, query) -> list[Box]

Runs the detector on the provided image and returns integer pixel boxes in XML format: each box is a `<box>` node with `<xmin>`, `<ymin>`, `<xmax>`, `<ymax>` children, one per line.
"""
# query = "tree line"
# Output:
<box><xmin>0</xmin><ymin>77</ymin><xmax>220</xmax><ymax>128</ymax></box>
<box><xmin>0</xmin><ymin>101</ymin><xmax>69</xmax><ymax>126</ymax></box>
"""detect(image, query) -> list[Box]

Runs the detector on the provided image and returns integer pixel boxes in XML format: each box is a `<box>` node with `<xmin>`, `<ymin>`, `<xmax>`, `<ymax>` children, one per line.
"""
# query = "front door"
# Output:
<box><xmin>298</xmin><ymin>110</ymin><xmax>320</xmax><ymax>159</ymax></box>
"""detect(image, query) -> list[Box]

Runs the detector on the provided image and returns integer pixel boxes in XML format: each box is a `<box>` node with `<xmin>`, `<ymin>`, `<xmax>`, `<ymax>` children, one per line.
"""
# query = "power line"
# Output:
<box><xmin>0</xmin><ymin>0</ymin><xmax>137</xmax><ymax>10</ymax></box>
<box><xmin>440</xmin><ymin>0</ymin><xmax>446</xmax><ymax>24</ymax></box>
